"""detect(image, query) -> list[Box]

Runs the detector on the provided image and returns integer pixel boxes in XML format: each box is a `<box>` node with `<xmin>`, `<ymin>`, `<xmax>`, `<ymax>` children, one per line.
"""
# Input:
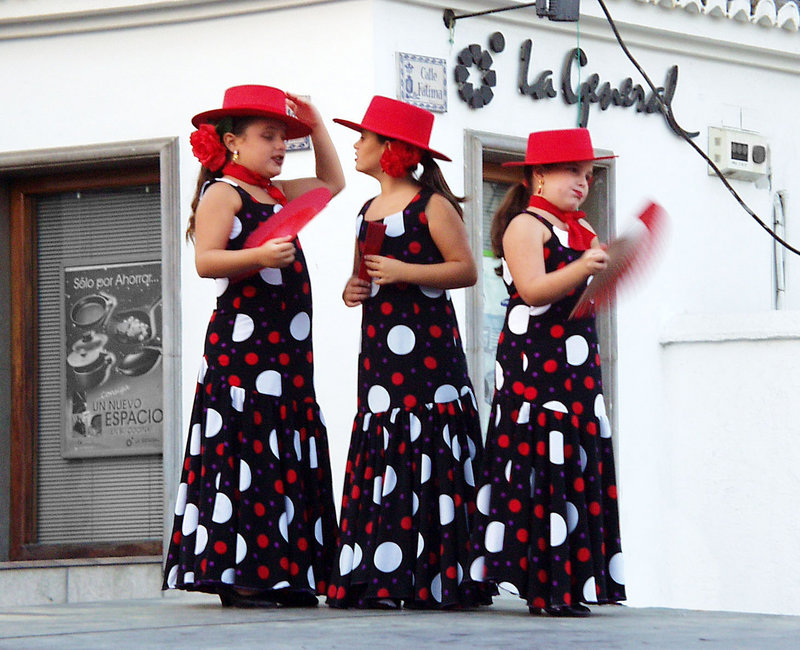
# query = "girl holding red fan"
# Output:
<box><xmin>327</xmin><ymin>97</ymin><xmax>490</xmax><ymax>610</ymax></box>
<box><xmin>469</xmin><ymin>129</ymin><xmax>626</xmax><ymax>617</ymax></box>
<box><xmin>163</xmin><ymin>85</ymin><xmax>344</xmax><ymax>607</ymax></box>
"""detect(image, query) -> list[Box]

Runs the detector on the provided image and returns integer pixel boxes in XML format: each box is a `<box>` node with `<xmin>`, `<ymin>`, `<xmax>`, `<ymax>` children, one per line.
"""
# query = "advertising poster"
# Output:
<box><xmin>62</xmin><ymin>260</ymin><xmax>163</xmax><ymax>458</ymax></box>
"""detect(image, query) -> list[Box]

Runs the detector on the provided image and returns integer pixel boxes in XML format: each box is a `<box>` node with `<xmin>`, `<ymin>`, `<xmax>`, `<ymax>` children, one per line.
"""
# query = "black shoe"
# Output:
<box><xmin>218</xmin><ymin>587</ymin><xmax>278</xmax><ymax>608</ymax></box>
<box><xmin>529</xmin><ymin>604</ymin><xmax>591</xmax><ymax>618</ymax></box>
<box><xmin>273</xmin><ymin>589</ymin><xmax>319</xmax><ymax>607</ymax></box>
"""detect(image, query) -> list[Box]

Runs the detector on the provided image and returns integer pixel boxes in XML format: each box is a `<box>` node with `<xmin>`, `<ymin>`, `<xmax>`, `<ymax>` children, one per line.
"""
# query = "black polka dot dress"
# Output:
<box><xmin>469</xmin><ymin>213</ymin><xmax>626</xmax><ymax>610</ymax></box>
<box><xmin>163</xmin><ymin>180</ymin><xmax>337</xmax><ymax>598</ymax></box>
<box><xmin>327</xmin><ymin>189</ymin><xmax>489</xmax><ymax>609</ymax></box>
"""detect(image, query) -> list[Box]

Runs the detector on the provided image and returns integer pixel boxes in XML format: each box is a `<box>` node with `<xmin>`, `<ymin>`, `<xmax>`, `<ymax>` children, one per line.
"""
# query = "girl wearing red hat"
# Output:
<box><xmin>326</xmin><ymin>97</ymin><xmax>490</xmax><ymax>610</ymax></box>
<box><xmin>163</xmin><ymin>85</ymin><xmax>345</xmax><ymax>607</ymax></box>
<box><xmin>469</xmin><ymin>129</ymin><xmax>626</xmax><ymax>617</ymax></box>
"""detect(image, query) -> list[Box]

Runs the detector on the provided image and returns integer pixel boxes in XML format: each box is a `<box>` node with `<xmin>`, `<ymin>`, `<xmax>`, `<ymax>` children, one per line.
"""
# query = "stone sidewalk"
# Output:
<box><xmin>1</xmin><ymin>592</ymin><xmax>799</xmax><ymax>649</ymax></box>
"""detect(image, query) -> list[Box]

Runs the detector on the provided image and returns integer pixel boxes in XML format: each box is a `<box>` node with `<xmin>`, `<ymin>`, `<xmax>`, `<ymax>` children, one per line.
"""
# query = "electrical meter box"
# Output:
<box><xmin>707</xmin><ymin>126</ymin><xmax>768</xmax><ymax>182</ymax></box>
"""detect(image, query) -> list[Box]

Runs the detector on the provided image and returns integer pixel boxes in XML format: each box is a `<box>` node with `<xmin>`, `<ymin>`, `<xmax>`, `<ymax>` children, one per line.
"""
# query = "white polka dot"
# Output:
<box><xmin>194</xmin><ymin>525</ymin><xmax>207</xmax><ymax>554</ymax></box>
<box><xmin>579</xmin><ymin>445</ymin><xmax>588</xmax><ymax>471</ymax></box>
<box><xmin>420</xmin><ymin>285</ymin><xmax>444</xmax><ymax>298</ymax></box>
<box><xmin>464</xmin><ymin>458</ymin><xmax>475</xmax><ymax>487</ymax></box>
<box><xmin>452</xmin><ymin>437</ymin><xmax>462</xmax><ymax>461</ymax></box>
<box><xmin>367</xmin><ymin>384</ymin><xmax>391</xmax><ymax>413</ymax></box>
<box><xmin>212</xmin><ymin>492</ymin><xmax>233</xmax><ymax>523</ymax></box>
<box><xmin>259</xmin><ymin>267</ymin><xmax>283</xmax><ymax>285</ymax></box>
<box><xmin>516</xmin><ymin>402</ymin><xmax>531</xmax><ymax>424</ymax></box>
<box><xmin>529</xmin><ymin>470</ymin><xmax>536</xmax><ymax>498</ymax></box>
<box><xmin>439</xmin><ymin>495</ymin><xmax>455</xmax><ymax>525</ymax></box>
<box><xmin>599</xmin><ymin>415</ymin><xmax>612</xmax><ymax>439</ymax></box>
<box><xmin>529</xmin><ymin>303</ymin><xmax>551</xmax><ymax>316</ymax></box>
<box><xmin>353</xmin><ymin>543</ymin><xmax>363</xmax><ymax>571</ymax></box>
<box><xmin>495</xmin><ymin>361</ymin><xmax>504</xmax><ymax>390</ymax></box>
<box><xmin>236</xmin><ymin>534</ymin><xmax>247</xmax><ymax>564</ymax></box>
<box><xmin>504</xmin><ymin>460</ymin><xmax>513</xmax><ymax>483</ymax></box>
<box><xmin>273</xmin><ymin>580</ymin><xmax>290</xmax><ymax>590</ymax></box>
<box><xmin>594</xmin><ymin>394</ymin><xmax>607</xmax><ymax>418</ymax></box>
<box><xmin>174</xmin><ymin>482</ymin><xmax>187</xmax><ymax>516</ymax></box>
<box><xmin>372</xmin><ymin>476</ymin><xmax>383</xmax><ymax>505</ymax></box>
<box><xmin>566</xmin><ymin>501</ymin><xmax>579</xmax><ymax>533</ymax></box>
<box><xmin>189</xmin><ymin>424</ymin><xmax>201</xmax><ymax>455</ymax></box>
<box><xmin>205</xmin><ymin>408</ymin><xmax>222</xmax><ymax>437</ymax></box>
<box><xmin>362</xmin><ymin>414</ymin><xmax>372</xmax><ymax>431</ymax></box>
<box><xmin>383</xmin><ymin>427</ymin><xmax>390</xmax><ymax>451</ymax></box>
<box><xmin>309</xmin><ymin>437</ymin><xmax>318</xmax><ymax>469</ymax></box>
<box><xmin>552</xmin><ymin>227</ymin><xmax>569</xmax><ymax>247</ymax></box>
<box><xmin>442</xmin><ymin>424</ymin><xmax>452</xmax><ymax>449</ymax></box>
<box><xmin>307</xmin><ymin>566</ymin><xmax>316</xmax><ymax>590</ymax></box>
<box><xmin>339</xmin><ymin>545</ymin><xmax>354</xmax><ymax>576</ymax></box>
<box><xmin>499</xmin><ymin>581</ymin><xmax>520</xmax><ymax>596</ymax></box>
<box><xmin>470</xmin><ymin>556</ymin><xmax>485</xmax><ymax>582</ymax></box>
<box><xmin>477</xmin><ymin>484</ymin><xmax>492</xmax><ymax>515</ymax></box>
<box><xmin>549</xmin><ymin>430</ymin><xmax>564</xmax><ymax>465</ymax></box>
<box><xmin>543</xmin><ymin>400</ymin><xmax>568</xmax><ymax>413</ymax></box>
<box><xmin>566</xmin><ymin>335</ymin><xmax>589</xmax><ymax>366</ymax></box>
<box><xmin>269</xmin><ymin>429</ymin><xmax>279</xmax><ymax>457</ymax></box>
<box><xmin>256</xmin><ymin>370</ymin><xmax>282</xmax><ymax>396</ymax></box>
<box><xmin>228</xmin><ymin>216</ymin><xmax>242</xmax><ymax>239</ymax></box>
<box><xmin>383</xmin><ymin>212</ymin><xmax>405</xmax><ymax>237</ymax></box>
<box><xmin>412</xmin><ymin>492</ymin><xmax>419</xmax><ymax>515</ymax></box>
<box><xmin>417</xmin><ymin>532</ymin><xmax>425</xmax><ymax>558</ymax></box>
<box><xmin>181</xmin><ymin>503</ymin><xmax>199</xmax><ymax>535</ymax></box>
<box><xmin>239</xmin><ymin>460</ymin><xmax>251</xmax><ymax>492</ymax></box>
<box><xmin>284</xmin><ymin>496</ymin><xmax>295</xmax><ymax>524</ymax></box>
<box><xmin>467</xmin><ymin>436</ymin><xmax>477</xmax><ymax>460</ymax></box>
<box><xmin>494</xmin><ymin>403</ymin><xmax>502</xmax><ymax>427</ymax></box>
<box><xmin>420</xmin><ymin>454</ymin><xmax>432</xmax><ymax>483</ymax></box>
<box><xmin>232</xmin><ymin>314</ymin><xmax>254</xmax><ymax>342</ymax></box>
<box><xmin>230</xmin><ymin>385</ymin><xmax>245</xmax><ymax>412</ymax></box>
<box><xmin>215</xmin><ymin>278</ymin><xmax>229</xmax><ymax>297</ymax></box>
<box><xmin>434</xmin><ymin>384</ymin><xmax>459</xmax><ymax>403</ymax></box>
<box><xmin>294</xmin><ymin>430</ymin><xmax>302</xmax><ymax>461</ymax></box>
<box><xmin>521</xmin><ymin>352</ymin><xmax>529</xmax><ymax>372</ymax></box>
<box><xmin>431</xmin><ymin>573</ymin><xmax>443</xmax><ymax>602</ymax></box>
<box><xmin>197</xmin><ymin>357</ymin><xmax>207</xmax><ymax>384</ymax></box>
<box><xmin>409</xmin><ymin>413</ymin><xmax>421</xmax><ymax>442</ymax></box>
<box><xmin>609</xmin><ymin>552</ymin><xmax>625</xmax><ymax>584</ymax></box>
<box><xmin>215</xmin><ymin>473</ymin><xmax>221</xmax><ymax>490</ymax></box>
<box><xmin>370</xmin><ymin>281</ymin><xmax>380</xmax><ymax>297</ymax></box>
<box><xmin>374</xmin><ymin>542</ymin><xmax>403</xmax><ymax>573</ymax></box>
<box><xmin>314</xmin><ymin>517</ymin><xmax>324</xmax><ymax>545</ymax></box>
<box><xmin>279</xmin><ymin>512</ymin><xmax>289</xmax><ymax>542</ymax></box>
<box><xmin>484</xmin><ymin>521</ymin><xmax>505</xmax><ymax>553</ymax></box>
<box><xmin>583</xmin><ymin>576</ymin><xmax>598</xmax><ymax>603</ymax></box>
<box><xmin>290</xmin><ymin>312</ymin><xmax>311</xmax><ymax>341</ymax></box>
<box><xmin>166</xmin><ymin>565</ymin><xmax>178</xmax><ymax>589</ymax></box>
<box><xmin>383</xmin><ymin>466</ymin><xmax>397</xmax><ymax>496</ymax></box>
<box><xmin>507</xmin><ymin>304</ymin><xmax>530</xmax><ymax>335</ymax></box>
<box><xmin>183</xmin><ymin>571</ymin><xmax>195</xmax><ymax>585</ymax></box>
<box><xmin>550</xmin><ymin>513</ymin><xmax>567</xmax><ymax>547</ymax></box>
<box><xmin>387</xmin><ymin>325</ymin><xmax>415</xmax><ymax>355</ymax></box>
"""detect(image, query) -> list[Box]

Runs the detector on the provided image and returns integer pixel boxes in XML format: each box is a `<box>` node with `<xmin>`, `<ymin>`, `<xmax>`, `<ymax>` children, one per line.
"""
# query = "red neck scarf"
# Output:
<box><xmin>527</xmin><ymin>195</ymin><xmax>596</xmax><ymax>251</ymax></box>
<box><xmin>222</xmin><ymin>162</ymin><xmax>287</xmax><ymax>205</ymax></box>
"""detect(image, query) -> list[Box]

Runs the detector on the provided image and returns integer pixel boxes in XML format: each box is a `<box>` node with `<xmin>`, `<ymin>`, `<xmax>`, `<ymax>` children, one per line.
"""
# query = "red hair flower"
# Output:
<box><xmin>380</xmin><ymin>141</ymin><xmax>423</xmax><ymax>178</ymax></box>
<box><xmin>190</xmin><ymin>123</ymin><xmax>228</xmax><ymax>171</ymax></box>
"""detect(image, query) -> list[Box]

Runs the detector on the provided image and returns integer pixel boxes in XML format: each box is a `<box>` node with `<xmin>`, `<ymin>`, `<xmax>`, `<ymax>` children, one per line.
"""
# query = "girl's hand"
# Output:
<box><xmin>579</xmin><ymin>247</ymin><xmax>609</xmax><ymax>276</ymax></box>
<box><xmin>286</xmin><ymin>93</ymin><xmax>320</xmax><ymax>131</ymax></box>
<box><xmin>258</xmin><ymin>236</ymin><xmax>296</xmax><ymax>268</ymax></box>
<box><xmin>363</xmin><ymin>255</ymin><xmax>406</xmax><ymax>286</ymax></box>
<box><xmin>343</xmin><ymin>276</ymin><xmax>371</xmax><ymax>307</ymax></box>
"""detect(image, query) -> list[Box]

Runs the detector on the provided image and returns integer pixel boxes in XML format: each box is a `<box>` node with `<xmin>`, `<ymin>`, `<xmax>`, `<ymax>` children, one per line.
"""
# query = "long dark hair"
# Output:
<box><xmin>185</xmin><ymin>115</ymin><xmax>261</xmax><ymax>242</ymax></box>
<box><xmin>378</xmin><ymin>135</ymin><xmax>465</xmax><ymax>219</ymax></box>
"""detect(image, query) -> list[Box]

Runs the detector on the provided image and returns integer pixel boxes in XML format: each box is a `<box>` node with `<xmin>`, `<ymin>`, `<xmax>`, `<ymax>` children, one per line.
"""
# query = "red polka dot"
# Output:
<box><xmin>577</xmin><ymin>547</ymin><xmax>591</xmax><ymax>562</ymax></box>
<box><xmin>254</xmin><ymin>503</ymin><xmax>266</xmax><ymax>517</ymax></box>
<box><xmin>586</xmin><ymin>422</ymin><xmax>597</xmax><ymax>435</ymax></box>
<box><xmin>274</xmin><ymin>480</ymin><xmax>285</xmax><ymax>494</ymax></box>
<box><xmin>243</xmin><ymin>285</ymin><xmax>257</xmax><ymax>298</ymax></box>
<box><xmin>538</xmin><ymin>537</ymin><xmax>547</xmax><ymax>551</ymax></box>
<box><xmin>268</xmin><ymin>331</ymin><xmax>280</xmax><ymax>344</ymax></box>
<box><xmin>293</xmin><ymin>375</ymin><xmax>305</xmax><ymax>388</ymax></box>
<box><xmin>244</xmin><ymin>352</ymin><xmax>259</xmax><ymax>365</ymax></box>
<box><xmin>429</xmin><ymin>325</ymin><xmax>442</xmax><ymax>338</ymax></box>
<box><xmin>533</xmin><ymin>597</ymin><xmax>546</xmax><ymax>609</ymax></box>
<box><xmin>216</xmin><ymin>443</ymin><xmax>225</xmax><ymax>455</ymax></box>
<box><xmin>418</xmin><ymin>587</ymin><xmax>430</xmax><ymax>600</ymax></box>
<box><xmin>381</xmin><ymin>302</ymin><xmax>393</xmax><ymax>315</ymax></box>
<box><xmin>403</xmin><ymin>394</ymin><xmax>417</xmax><ymax>408</ymax></box>
<box><xmin>608</xmin><ymin>485</ymin><xmax>618</xmax><ymax>499</ymax></box>
<box><xmin>337</xmin><ymin>586</ymin><xmax>346</xmax><ymax>600</ymax></box>
<box><xmin>536</xmin><ymin>441</ymin><xmax>546</xmax><ymax>456</ymax></box>
<box><xmin>565</xmin><ymin>560</ymin><xmax>572</xmax><ymax>575</ymax></box>
<box><xmin>565</xmin><ymin>378</ymin><xmax>573</xmax><ymax>391</ymax></box>
<box><xmin>534</xmin><ymin>505</ymin><xmax>545</xmax><ymax>519</ymax></box>
<box><xmin>363</xmin><ymin>358</ymin><xmax>371</xmax><ymax>370</ymax></box>
<box><xmin>367</xmin><ymin>325</ymin><xmax>376</xmax><ymax>338</ymax></box>
<box><xmin>293</xmin><ymin>261</ymin><xmax>303</xmax><ymax>273</ymax></box>
<box><xmin>589</xmin><ymin>502</ymin><xmax>601</xmax><ymax>516</ymax></box>
<box><xmin>424</xmin><ymin>356</ymin><xmax>437</xmax><ymax>369</ymax></box>
<box><xmin>172</xmin><ymin>531</ymin><xmax>182</xmax><ymax>544</ymax></box>
<box><xmin>497</xmin><ymin>434</ymin><xmax>510</xmax><ymax>448</ymax></box>
<box><xmin>550</xmin><ymin>325</ymin><xmax>564</xmax><ymax>338</ymax></box>
<box><xmin>232</xmin><ymin>297</ymin><xmax>241</xmax><ymax>309</ymax></box>
<box><xmin>209</xmin><ymin>333</ymin><xmax>219</xmax><ymax>345</ymax></box>
<box><xmin>280</xmin><ymin>557</ymin><xmax>290</xmax><ymax>571</ymax></box>
<box><xmin>538</xmin><ymin>569</ymin><xmax>548</xmax><ymax>583</ymax></box>
<box><xmin>391</xmin><ymin>372</ymin><xmax>404</xmax><ymax>385</ymax></box>
<box><xmin>279</xmin><ymin>353</ymin><xmax>290</xmax><ymax>365</ymax></box>
<box><xmin>572</xmin><ymin>401</ymin><xmax>584</xmax><ymax>414</ymax></box>
<box><xmin>564</xmin><ymin>593</ymin><xmax>572</xmax><ymax>605</ymax></box>
<box><xmin>351</xmin><ymin>485</ymin><xmax>361</xmax><ymax>500</ymax></box>
<box><xmin>187</xmin><ymin>470</ymin><xmax>195</xmax><ymax>485</ymax></box>
<box><xmin>229</xmin><ymin>375</ymin><xmax>241</xmax><ymax>387</ymax></box>
<box><xmin>401</xmin><ymin>516</ymin><xmax>413</xmax><ymax>530</ymax></box>
<box><xmin>524</xmin><ymin>386</ymin><xmax>538</xmax><ymax>400</ymax></box>
<box><xmin>518</xmin><ymin>442</ymin><xmax>530</xmax><ymax>456</ymax></box>
<box><xmin>584</xmin><ymin>376</ymin><xmax>595</xmax><ymax>389</ymax></box>
<box><xmin>409</xmin><ymin>241</ymin><xmax>421</xmax><ymax>254</ymax></box>
<box><xmin>543</xmin><ymin>359</ymin><xmax>557</xmax><ymax>373</ymax></box>
<box><xmin>218</xmin><ymin>354</ymin><xmax>230</xmax><ymax>367</ymax></box>
<box><xmin>512</xmin><ymin>381</ymin><xmax>524</xmax><ymax>395</ymax></box>
<box><xmin>446</xmin><ymin>566</ymin><xmax>458</xmax><ymax>580</ymax></box>
<box><xmin>287</xmin><ymin>469</ymin><xmax>297</xmax><ymax>484</ymax></box>
<box><xmin>508</xmin><ymin>499</ymin><xmax>522</xmax><ymax>513</ymax></box>
<box><xmin>574</xmin><ymin>477</ymin><xmax>585</xmax><ymax>492</ymax></box>
<box><xmin>517</xmin><ymin>529</ymin><xmax>529</xmax><ymax>543</ymax></box>
<box><xmin>377</xmin><ymin>588</ymin><xmax>390</xmax><ymax>598</ymax></box>
<box><xmin>258</xmin><ymin>565</ymin><xmax>269</xmax><ymax>580</ymax></box>
<box><xmin>257</xmin><ymin>533</ymin><xmax>269</xmax><ymax>548</ymax></box>
<box><xmin>290</xmin><ymin>562</ymin><xmax>300</xmax><ymax>576</ymax></box>
<box><xmin>214</xmin><ymin>541</ymin><xmax>227</xmax><ymax>555</ymax></box>
<box><xmin>253</xmin><ymin>439</ymin><xmax>263</xmax><ymax>454</ymax></box>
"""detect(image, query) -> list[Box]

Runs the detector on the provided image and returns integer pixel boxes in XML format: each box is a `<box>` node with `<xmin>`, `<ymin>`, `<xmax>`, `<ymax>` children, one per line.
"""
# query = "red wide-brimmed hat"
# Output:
<box><xmin>503</xmin><ymin>128</ymin><xmax>617</xmax><ymax>167</ymax></box>
<box><xmin>334</xmin><ymin>96</ymin><xmax>451</xmax><ymax>161</ymax></box>
<box><xmin>191</xmin><ymin>85</ymin><xmax>312</xmax><ymax>140</ymax></box>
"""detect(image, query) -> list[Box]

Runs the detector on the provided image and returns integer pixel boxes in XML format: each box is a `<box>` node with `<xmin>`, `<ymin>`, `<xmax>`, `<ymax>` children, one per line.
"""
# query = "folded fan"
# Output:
<box><xmin>569</xmin><ymin>201</ymin><xmax>666</xmax><ymax>320</ymax></box>
<box><xmin>358</xmin><ymin>221</ymin><xmax>387</xmax><ymax>281</ymax></box>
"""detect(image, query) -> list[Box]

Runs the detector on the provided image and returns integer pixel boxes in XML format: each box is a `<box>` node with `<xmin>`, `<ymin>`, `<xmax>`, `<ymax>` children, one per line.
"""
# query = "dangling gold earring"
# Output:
<box><xmin>233</xmin><ymin>150</ymin><xmax>239</xmax><ymax>163</ymax></box>
<box><xmin>537</xmin><ymin>178</ymin><xmax>544</xmax><ymax>196</ymax></box>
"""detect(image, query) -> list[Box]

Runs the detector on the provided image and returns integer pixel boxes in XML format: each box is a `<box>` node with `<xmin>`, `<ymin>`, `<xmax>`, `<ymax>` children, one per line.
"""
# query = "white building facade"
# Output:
<box><xmin>1</xmin><ymin>0</ymin><xmax>799</xmax><ymax>615</ymax></box>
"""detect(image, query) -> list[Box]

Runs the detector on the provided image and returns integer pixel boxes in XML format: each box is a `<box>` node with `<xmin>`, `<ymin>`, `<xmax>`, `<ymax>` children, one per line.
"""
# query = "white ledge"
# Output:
<box><xmin>660</xmin><ymin>311</ymin><xmax>800</xmax><ymax>345</ymax></box>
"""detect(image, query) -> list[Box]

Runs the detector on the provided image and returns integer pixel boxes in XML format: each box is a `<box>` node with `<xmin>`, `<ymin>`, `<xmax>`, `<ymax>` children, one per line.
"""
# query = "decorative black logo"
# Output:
<box><xmin>454</xmin><ymin>33</ymin><xmax>505</xmax><ymax>109</ymax></box>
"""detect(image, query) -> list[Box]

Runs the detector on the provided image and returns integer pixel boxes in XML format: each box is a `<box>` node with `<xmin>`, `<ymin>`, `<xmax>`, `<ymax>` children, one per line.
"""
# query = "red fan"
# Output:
<box><xmin>569</xmin><ymin>201</ymin><xmax>667</xmax><ymax>320</ymax></box>
<box><xmin>232</xmin><ymin>187</ymin><xmax>332</xmax><ymax>282</ymax></box>
<box><xmin>358</xmin><ymin>221</ymin><xmax>387</xmax><ymax>281</ymax></box>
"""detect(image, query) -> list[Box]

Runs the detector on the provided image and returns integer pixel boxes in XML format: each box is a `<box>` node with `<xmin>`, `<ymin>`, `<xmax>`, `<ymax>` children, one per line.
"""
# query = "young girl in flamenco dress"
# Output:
<box><xmin>470</xmin><ymin>129</ymin><xmax>626</xmax><ymax>617</ymax></box>
<box><xmin>326</xmin><ymin>96</ymin><xmax>491</xmax><ymax>610</ymax></box>
<box><xmin>162</xmin><ymin>85</ymin><xmax>345</xmax><ymax>607</ymax></box>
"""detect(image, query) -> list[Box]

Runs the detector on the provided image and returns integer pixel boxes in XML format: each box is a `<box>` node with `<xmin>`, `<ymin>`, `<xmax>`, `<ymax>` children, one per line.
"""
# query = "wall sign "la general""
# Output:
<box><xmin>454</xmin><ymin>33</ymin><xmax>682</xmax><ymax>137</ymax></box>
